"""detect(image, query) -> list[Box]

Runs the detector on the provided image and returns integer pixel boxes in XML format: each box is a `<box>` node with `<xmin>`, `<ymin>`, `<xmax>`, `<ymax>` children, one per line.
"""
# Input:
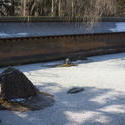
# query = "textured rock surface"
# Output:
<box><xmin>0</xmin><ymin>67</ymin><xmax>38</xmax><ymax>100</ymax></box>
<box><xmin>67</xmin><ymin>87</ymin><xmax>84</xmax><ymax>94</ymax></box>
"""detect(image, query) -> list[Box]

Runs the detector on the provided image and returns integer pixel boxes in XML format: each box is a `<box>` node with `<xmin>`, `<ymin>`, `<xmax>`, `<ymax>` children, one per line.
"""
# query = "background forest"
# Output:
<box><xmin>0</xmin><ymin>0</ymin><xmax>125</xmax><ymax>18</ymax></box>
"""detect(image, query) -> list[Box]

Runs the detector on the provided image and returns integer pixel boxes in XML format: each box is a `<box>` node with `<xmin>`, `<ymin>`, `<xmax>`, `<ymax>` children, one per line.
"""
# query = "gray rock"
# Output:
<box><xmin>65</xmin><ymin>58</ymin><xmax>71</xmax><ymax>65</ymax></box>
<box><xmin>67</xmin><ymin>87</ymin><xmax>84</xmax><ymax>94</ymax></box>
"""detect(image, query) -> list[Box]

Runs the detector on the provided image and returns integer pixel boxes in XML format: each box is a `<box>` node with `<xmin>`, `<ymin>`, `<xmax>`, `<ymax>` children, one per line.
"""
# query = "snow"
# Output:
<box><xmin>0</xmin><ymin>22</ymin><xmax>125</xmax><ymax>38</ymax></box>
<box><xmin>110</xmin><ymin>22</ymin><xmax>125</xmax><ymax>32</ymax></box>
<box><xmin>0</xmin><ymin>32</ymin><xmax>28</xmax><ymax>38</ymax></box>
<box><xmin>1</xmin><ymin>53</ymin><xmax>125</xmax><ymax>125</ymax></box>
<box><xmin>10</xmin><ymin>98</ymin><xmax>25</xmax><ymax>102</ymax></box>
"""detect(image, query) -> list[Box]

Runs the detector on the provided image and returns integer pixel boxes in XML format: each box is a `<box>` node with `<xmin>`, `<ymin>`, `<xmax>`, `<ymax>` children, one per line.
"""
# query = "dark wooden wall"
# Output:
<box><xmin>0</xmin><ymin>32</ymin><xmax>125</xmax><ymax>67</ymax></box>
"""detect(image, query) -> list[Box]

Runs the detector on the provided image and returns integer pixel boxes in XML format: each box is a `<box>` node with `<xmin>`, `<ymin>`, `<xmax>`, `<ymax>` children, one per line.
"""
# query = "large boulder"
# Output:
<box><xmin>0</xmin><ymin>67</ymin><xmax>38</xmax><ymax>100</ymax></box>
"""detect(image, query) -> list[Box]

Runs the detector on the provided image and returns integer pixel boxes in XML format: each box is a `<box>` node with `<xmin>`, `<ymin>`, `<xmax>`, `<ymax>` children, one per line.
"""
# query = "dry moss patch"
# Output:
<box><xmin>0</xmin><ymin>92</ymin><xmax>54</xmax><ymax>112</ymax></box>
<box><xmin>56</xmin><ymin>64</ymin><xmax>77</xmax><ymax>67</ymax></box>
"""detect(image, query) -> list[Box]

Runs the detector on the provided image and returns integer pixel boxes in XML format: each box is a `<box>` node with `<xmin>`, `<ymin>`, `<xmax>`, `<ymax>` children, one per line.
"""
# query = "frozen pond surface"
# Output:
<box><xmin>0</xmin><ymin>53</ymin><xmax>125</xmax><ymax>125</ymax></box>
<box><xmin>0</xmin><ymin>22</ymin><xmax>125</xmax><ymax>38</ymax></box>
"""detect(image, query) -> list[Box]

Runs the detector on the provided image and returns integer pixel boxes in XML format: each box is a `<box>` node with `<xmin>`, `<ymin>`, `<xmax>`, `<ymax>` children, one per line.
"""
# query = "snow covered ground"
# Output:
<box><xmin>0</xmin><ymin>22</ymin><xmax>125</xmax><ymax>38</ymax></box>
<box><xmin>110</xmin><ymin>22</ymin><xmax>125</xmax><ymax>32</ymax></box>
<box><xmin>0</xmin><ymin>53</ymin><xmax>125</xmax><ymax>125</ymax></box>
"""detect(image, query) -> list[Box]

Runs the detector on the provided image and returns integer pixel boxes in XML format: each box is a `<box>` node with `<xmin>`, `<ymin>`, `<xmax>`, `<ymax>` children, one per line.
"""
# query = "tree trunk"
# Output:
<box><xmin>58</xmin><ymin>0</ymin><xmax>61</xmax><ymax>16</ymax></box>
<box><xmin>22</xmin><ymin>0</ymin><xmax>26</xmax><ymax>16</ymax></box>
<box><xmin>51</xmin><ymin>0</ymin><xmax>54</xmax><ymax>16</ymax></box>
<box><xmin>71</xmin><ymin>0</ymin><xmax>74</xmax><ymax>17</ymax></box>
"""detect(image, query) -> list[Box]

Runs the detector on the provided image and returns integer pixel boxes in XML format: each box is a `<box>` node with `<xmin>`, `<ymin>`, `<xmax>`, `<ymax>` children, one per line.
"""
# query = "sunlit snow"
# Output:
<box><xmin>0</xmin><ymin>53</ymin><xmax>125</xmax><ymax>125</ymax></box>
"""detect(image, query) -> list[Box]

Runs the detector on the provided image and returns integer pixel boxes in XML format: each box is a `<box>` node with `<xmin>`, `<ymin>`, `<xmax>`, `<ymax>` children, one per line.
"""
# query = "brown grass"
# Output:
<box><xmin>0</xmin><ymin>98</ymin><xmax>31</xmax><ymax>111</ymax></box>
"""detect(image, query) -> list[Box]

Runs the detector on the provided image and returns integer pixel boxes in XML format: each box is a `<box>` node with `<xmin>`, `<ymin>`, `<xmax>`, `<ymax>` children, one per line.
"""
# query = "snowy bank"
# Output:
<box><xmin>0</xmin><ymin>53</ymin><xmax>125</xmax><ymax>125</ymax></box>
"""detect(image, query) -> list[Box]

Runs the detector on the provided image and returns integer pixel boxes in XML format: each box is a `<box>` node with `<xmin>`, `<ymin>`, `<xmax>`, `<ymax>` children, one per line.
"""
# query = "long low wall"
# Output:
<box><xmin>0</xmin><ymin>32</ymin><xmax>125</xmax><ymax>67</ymax></box>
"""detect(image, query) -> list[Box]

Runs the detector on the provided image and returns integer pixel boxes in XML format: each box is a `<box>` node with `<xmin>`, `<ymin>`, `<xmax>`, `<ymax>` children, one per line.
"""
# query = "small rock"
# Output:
<box><xmin>65</xmin><ymin>58</ymin><xmax>71</xmax><ymax>65</ymax></box>
<box><xmin>67</xmin><ymin>87</ymin><xmax>84</xmax><ymax>94</ymax></box>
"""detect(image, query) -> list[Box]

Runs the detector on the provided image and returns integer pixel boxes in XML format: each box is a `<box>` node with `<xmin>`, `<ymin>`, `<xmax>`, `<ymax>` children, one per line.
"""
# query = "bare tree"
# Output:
<box><xmin>51</xmin><ymin>0</ymin><xmax>54</xmax><ymax>16</ymax></box>
<box><xmin>2</xmin><ymin>0</ymin><xmax>125</xmax><ymax>19</ymax></box>
<box><xmin>21</xmin><ymin>0</ymin><xmax>26</xmax><ymax>16</ymax></box>
<box><xmin>83</xmin><ymin>0</ymin><xmax>116</xmax><ymax>24</ymax></box>
<box><xmin>58</xmin><ymin>0</ymin><xmax>61</xmax><ymax>16</ymax></box>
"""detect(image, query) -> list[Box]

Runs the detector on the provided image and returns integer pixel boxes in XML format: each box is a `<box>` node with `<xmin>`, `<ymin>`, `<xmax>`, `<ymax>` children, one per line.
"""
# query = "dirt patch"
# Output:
<box><xmin>0</xmin><ymin>92</ymin><xmax>54</xmax><ymax>112</ymax></box>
